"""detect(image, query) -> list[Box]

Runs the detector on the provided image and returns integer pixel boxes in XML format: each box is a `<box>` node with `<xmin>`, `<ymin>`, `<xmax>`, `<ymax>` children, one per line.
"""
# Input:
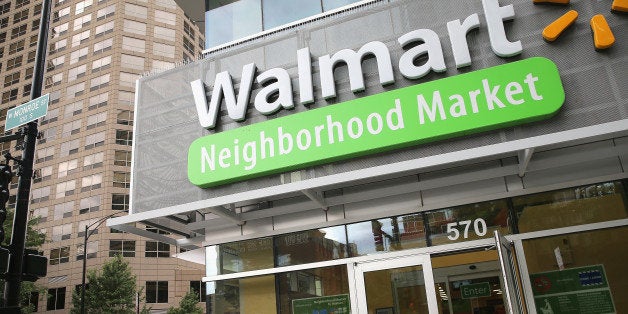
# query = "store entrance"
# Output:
<box><xmin>353</xmin><ymin>234</ymin><xmax>524</xmax><ymax>313</ymax></box>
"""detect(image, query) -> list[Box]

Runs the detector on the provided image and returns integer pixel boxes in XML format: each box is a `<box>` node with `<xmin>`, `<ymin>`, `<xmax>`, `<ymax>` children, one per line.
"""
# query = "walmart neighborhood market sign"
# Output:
<box><xmin>188</xmin><ymin>57</ymin><xmax>564</xmax><ymax>187</ymax></box>
<box><xmin>188</xmin><ymin>0</ymin><xmax>566</xmax><ymax>188</ymax></box>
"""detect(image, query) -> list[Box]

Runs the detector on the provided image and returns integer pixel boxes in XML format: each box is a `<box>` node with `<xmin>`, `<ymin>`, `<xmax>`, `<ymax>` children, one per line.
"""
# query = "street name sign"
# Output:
<box><xmin>4</xmin><ymin>94</ymin><xmax>49</xmax><ymax>132</ymax></box>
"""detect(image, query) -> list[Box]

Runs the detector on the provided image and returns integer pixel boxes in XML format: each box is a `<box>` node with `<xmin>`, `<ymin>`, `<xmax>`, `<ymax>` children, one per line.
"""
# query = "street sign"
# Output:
<box><xmin>4</xmin><ymin>94</ymin><xmax>49</xmax><ymax>132</ymax></box>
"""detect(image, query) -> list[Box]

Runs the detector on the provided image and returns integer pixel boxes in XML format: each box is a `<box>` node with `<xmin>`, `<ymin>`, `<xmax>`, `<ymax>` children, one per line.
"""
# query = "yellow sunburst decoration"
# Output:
<box><xmin>534</xmin><ymin>0</ymin><xmax>627</xmax><ymax>49</ymax></box>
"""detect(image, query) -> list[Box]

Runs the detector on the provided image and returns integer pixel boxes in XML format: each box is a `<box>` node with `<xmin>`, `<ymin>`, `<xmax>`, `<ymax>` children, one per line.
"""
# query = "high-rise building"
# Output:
<box><xmin>0</xmin><ymin>0</ymin><xmax>206</xmax><ymax>312</ymax></box>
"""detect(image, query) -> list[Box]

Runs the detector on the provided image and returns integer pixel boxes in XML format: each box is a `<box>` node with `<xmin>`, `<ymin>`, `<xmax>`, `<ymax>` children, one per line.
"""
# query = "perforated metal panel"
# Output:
<box><xmin>132</xmin><ymin>0</ymin><xmax>628</xmax><ymax>214</ymax></box>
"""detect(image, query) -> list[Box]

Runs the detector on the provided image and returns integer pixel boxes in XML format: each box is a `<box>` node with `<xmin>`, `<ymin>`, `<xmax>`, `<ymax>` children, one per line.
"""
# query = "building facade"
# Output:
<box><xmin>113</xmin><ymin>0</ymin><xmax>628</xmax><ymax>313</ymax></box>
<box><xmin>0</xmin><ymin>0</ymin><xmax>206</xmax><ymax>312</ymax></box>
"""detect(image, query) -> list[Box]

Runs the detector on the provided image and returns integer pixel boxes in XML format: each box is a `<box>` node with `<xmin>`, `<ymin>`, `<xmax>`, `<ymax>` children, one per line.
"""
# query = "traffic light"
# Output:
<box><xmin>0</xmin><ymin>164</ymin><xmax>13</xmax><ymax>244</ymax></box>
<box><xmin>22</xmin><ymin>249</ymin><xmax>47</xmax><ymax>281</ymax></box>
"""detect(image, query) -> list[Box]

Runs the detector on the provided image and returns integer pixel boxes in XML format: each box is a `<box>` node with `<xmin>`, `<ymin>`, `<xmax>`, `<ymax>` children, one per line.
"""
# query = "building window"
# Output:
<box><xmin>22</xmin><ymin>84</ymin><xmax>31</xmax><ymax>97</ymax></box>
<box><xmin>119</xmin><ymin>72</ymin><xmax>138</xmax><ymax>88</ymax></box>
<box><xmin>118</xmin><ymin>91</ymin><xmax>134</xmax><ymax>106</ymax></box>
<box><xmin>84</xmin><ymin>132</ymin><xmax>106</xmax><ymax>150</ymax></box>
<box><xmin>117</xmin><ymin>110</ymin><xmax>133</xmax><ymax>125</ymax></box>
<box><xmin>91</xmin><ymin>55</ymin><xmax>111</xmax><ymax>72</ymax></box>
<box><xmin>123</xmin><ymin>19</ymin><xmax>145</xmax><ymax>35</ymax></box>
<box><xmin>184</xmin><ymin>21</ymin><xmax>195</xmax><ymax>38</ymax></box>
<box><xmin>86</xmin><ymin>112</ymin><xmax>107</xmax><ymax>129</ymax></box>
<box><xmin>34</xmin><ymin>165</ymin><xmax>53</xmax><ymax>183</ymax></box>
<box><xmin>64</xmin><ymin>100</ymin><xmax>83</xmax><ymax>117</ymax></box>
<box><xmin>51</xmin><ymin>223</ymin><xmax>72</xmax><ymax>241</ymax></box>
<box><xmin>81</xmin><ymin>174</ymin><xmax>102</xmax><ymax>192</ymax></box>
<box><xmin>154</xmin><ymin>10</ymin><xmax>176</xmax><ymax>25</ymax></box>
<box><xmin>13</xmin><ymin>9</ymin><xmax>29</xmax><ymax>23</ymax></box>
<box><xmin>75</xmin><ymin>0</ymin><xmax>93</xmax><ymax>14</ymax></box>
<box><xmin>49</xmin><ymin>246</ymin><xmax>70</xmax><ymax>265</ymax></box>
<box><xmin>93</xmin><ymin>38</ymin><xmax>113</xmax><ymax>54</ymax></box>
<box><xmin>113</xmin><ymin>172</ymin><xmax>130</xmax><ymax>188</ymax></box>
<box><xmin>61</xmin><ymin>118</ymin><xmax>82</xmax><ymax>135</ymax></box>
<box><xmin>73</xmin><ymin>14</ymin><xmax>92</xmax><ymax>31</ymax></box>
<box><xmin>2</xmin><ymin>89</ymin><xmax>18</xmax><ymax>102</ymax></box>
<box><xmin>55</xmin><ymin>180</ymin><xmax>76</xmax><ymax>198</ymax></box>
<box><xmin>4</xmin><ymin>72</ymin><xmax>21</xmax><ymax>87</ymax></box>
<box><xmin>53</xmin><ymin>7</ymin><xmax>71</xmax><ymax>22</ymax></box>
<box><xmin>79</xmin><ymin>195</ymin><xmax>101</xmax><ymax>214</ymax></box>
<box><xmin>41</xmin><ymin>107</ymin><xmax>59</xmax><ymax>124</ymax></box>
<box><xmin>89</xmin><ymin>93</ymin><xmax>108</xmax><ymax>110</ymax></box>
<box><xmin>95</xmin><ymin>21</ymin><xmax>114</xmax><ymax>37</ymax></box>
<box><xmin>109</xmin><ymin>240</ymin><xmax>135</xmax><ymax>257</ymax></box>
<box><xmin>153</xmin><ymin>43</ymin><xmax>175</xmax><ymax>58</ymax></box>
<box><xmin>116</xmin><ymin>130</ymin><xmax>133</xmax><ymax>146</ymax></box>
<box><xmin>83</xmin><ymin>152</ymin><xmax>104</xmax><ymax>170</ymax></box>
<box><xmin>38</xmin><ymin>126</ymin><xmax>57</xmax><ymax>145</ymax></box>
<box><xmin>89</xmin><ymin>73</ymin><xmax>110</xmax><ymax>91</ymax></box>
<box><xmin>45</xmin><ymin>73</ymin><xmax>64</xmax><ymax>88</ymax></box>
<box><xmin>15</xmin><ymin>0</ymin><xmax>30</xmax><ymax>9</ymax></box>
<box><xmin>31</xmin><ymin>207</ymin><xmax>49</xmax><ymax>223</ymax></box>
<box><xmin>112</xmin><ymin>194</ymin><xmax>129</xmax><ymax>210</ymax></box>
<box><xmin>66</xmin><ymin>82</ymin><xmax>86</xmax><ymax>98</ymax></box>
<box><xmin>114</xmin><ymin>150</ymin><xmax>132</xmax><ymax>167</ymax></box>
<box><xmin>47</xmin><ymin>55</ymin><xmax>65</xmax><ymax>71</ymax></box>
<box><xmin>146</xmin><ymin>281</ymin><xmax>168</xmax><ymax>303</ymax></box>
<box><xmin>145</xmin><ymin>241</ymin><xmax>170</xmax><ymax>258</ymax></box>
<box><xmin>153</xmin><ymin>26</ymin><xmax>175</xmax><ymax>41</ymax></box>
<box><xmin>47</xmin><ymin>287</ymin><xmax>66</xmax><ymax>311</ymax></box>
<box><xmin>122</xmin><ymin>36</ymin><xmax>145</xmax><ymax>53</ymax></box>
<box><xmin>24</xmin><ymin>67</ymin><xmax>34</xmax><ymax>79</ymax></box>
<box><xmin>124</xmin><ymin>3</ymin><xmax>147</xmax><ymax>19</ymax></box>
<box><xmin>97</xmin><ymin>4</ymin><xmax>115</xmax><ymax>20</ymax></box>
<box><xmin>77</xmin><ymin>240</ymin><xmax>98</xmax><ymax>260</ymax></box>
<box><xmin>59</xmin><ymin>139</ymin><xmax>80</xmax><ymax>157</ymax></box>
<box><xmin>190</xmin><ymin>281</ymin><xmax>207</xmax><ymax>302</ymax></box>
<box><xmin>0</xmin><ymin>3</ymin><xmax>10</xmax><ymax>15</ymax></box>
<box><xmin>58</xmin><ymin>159</ymin><xmax>79</xmax><ymax>178</ymax></box>
<box><xmin>120</xmin><ymin>54</ymin><xmax>144</xmax><ymax>71</ymax></box>
<box><xmin>53</xmin><ymin>201</ymin><xmax>74</xmax><ymax>220</ymax></box>
<box><xmin>35</xmin><ymin>147</ymin><xmax>54</xmax><ymax>163</ymax></box>
<box><xmin>67</xmin><ymin>64</ymin><xmax>87</xmax><ymax>82</ymax></box>
<box><xmin>50</xmin><ymin>38</ymin><xmax>68</xmax><ymax>53</ymax></box>
<box><xmin>6</xmin><ymin>55</ymin><xmax>22</xmax><ymax>70</ymax></box>
<box><xmin>70</xmin><ymin>46</ymin><xmax>89</xmax><ymax>63</ymax></box>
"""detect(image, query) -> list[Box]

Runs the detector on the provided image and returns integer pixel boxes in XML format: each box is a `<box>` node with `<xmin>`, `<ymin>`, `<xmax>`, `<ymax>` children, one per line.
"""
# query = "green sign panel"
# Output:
<box><xmin>292</xmin><ymin>294</ymin><xmax>350</xmax><ymax>314</ymax></box>
<box><xmin>5</xmin><ymin>94</ymin><xmax>49</xmax><ymax>131</ymax></box>
<box><xmin>188</xmin><ymin>57</ymin><xmax>565</xmax><ymax>187</ymax></box>
<box><xmin>461</xmin><ymin>282</ymin><xmax>491</xmax><ymax>299</ymax></box>
<box><xmin>530</xmin><ymin>265</ymin><xmax>616</xmax><ymax>314</ymax></box>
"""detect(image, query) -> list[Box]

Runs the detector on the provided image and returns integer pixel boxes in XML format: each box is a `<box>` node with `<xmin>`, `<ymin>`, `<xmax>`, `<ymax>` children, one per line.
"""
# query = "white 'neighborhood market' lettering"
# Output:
<box><xmin>191</xmin><ymin>0</ymin><xmax>522</xmax><ymax>129</ymax></box>
<box><xmin>199</xmin><ymin>72</ymin><xmax>543</xmax><ymax>173</ymax></box>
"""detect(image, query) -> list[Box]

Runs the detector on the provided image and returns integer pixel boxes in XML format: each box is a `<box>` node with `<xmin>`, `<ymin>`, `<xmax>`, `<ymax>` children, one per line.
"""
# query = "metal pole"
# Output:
<box><xmin>3</xmin><ymin>0</ymin><xmax>51</xmax><ymax>307</ymax></box>
<box><xmin>81</xmin><ymin>225</ymin><xmax>88</xmax><ymax>314</ymax></box>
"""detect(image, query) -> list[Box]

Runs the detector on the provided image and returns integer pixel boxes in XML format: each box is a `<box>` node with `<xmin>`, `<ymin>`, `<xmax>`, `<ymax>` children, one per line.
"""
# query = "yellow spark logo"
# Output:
<box><xmin>535</xmin><ymin>0</ymin><xmax>627</xmax><ymax>49</ymax></box>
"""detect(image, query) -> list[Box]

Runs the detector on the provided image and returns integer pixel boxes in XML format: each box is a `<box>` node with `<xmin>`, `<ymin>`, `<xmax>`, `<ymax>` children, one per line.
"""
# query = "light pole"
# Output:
<box><xmin>80</xmin><ymin>211</ymin><xmax>127</xmax><ymax>314</ymax></box>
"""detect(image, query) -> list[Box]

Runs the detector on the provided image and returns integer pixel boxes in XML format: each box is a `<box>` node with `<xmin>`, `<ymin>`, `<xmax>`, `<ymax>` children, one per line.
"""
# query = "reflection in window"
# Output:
<box><xmin>109</xmin><ymin>240</ymin><xmax>135</xmax><ymax>257</ymax></box>
<box><xmin>275</xmin><ymin>226</ymin><xmax>347</xmax><ymax>266</ymax></box>
<box><xmin>347</xmin><ymin>214</ymin><xmax>426</xmax><ymax>257</ymax></box>
<box><xmin>205</xmin><ymin>0</ymin><xmax>361</xmax><ymax>48</ymax></box>
<box><xmin>514</xmin><ymin>181</ymin><xmax>627</xmax><ymax>233</ymax></box>
<box><xmin>221</xmin><ymin>237</ymin><xmax>274</xmax><ymax>273</ymax></box>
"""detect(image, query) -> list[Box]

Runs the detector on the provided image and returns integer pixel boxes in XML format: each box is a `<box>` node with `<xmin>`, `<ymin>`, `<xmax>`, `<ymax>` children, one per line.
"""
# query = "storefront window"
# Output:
<box><xmin>524</xmin><ymin>227</ymin><xmax>628</xmax><ymax>313</ymax></box>
<box><xmin>428</xmin><ymin>200</ymin><xmax>511</xmax><ymax>246</ymax></box>
<box><xmin>275</xmin><ymin>226</ymin><xmax>347</xmax><ymax>266</ymax></box>
<box><xmin>213</xmin><ymin>265</ymin><xmax>349</xmax><ymax>314</ymax></box>
<box><xmin>262</xmin><ymin>0</ymin><xmax>322</xmax><ymax>29</ymax></box>
<box><xmin>348</xmin><ymin>213</ymin><xmax>426</xmax><ymax>257</ymax></box>
<box><xmin>220</xmin><ymin>237</ymin><xmax>274</xmax><ymax>273</ymax></box>
<box><xmin>514</xmin><ymin>181</ymin><xmax>627</xmax><ymax>233</ymax></box>
<box><xmin>204</xmin><ymin>0</ymin><xmax>362</xmax><ymax>48</ymax></box>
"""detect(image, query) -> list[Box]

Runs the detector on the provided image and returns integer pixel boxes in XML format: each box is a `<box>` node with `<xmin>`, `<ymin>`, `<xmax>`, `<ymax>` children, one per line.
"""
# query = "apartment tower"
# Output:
<box><xmin>0</xmin><ymin>0</ymin><xmax>206</xmax><ymax>312</ymax></box>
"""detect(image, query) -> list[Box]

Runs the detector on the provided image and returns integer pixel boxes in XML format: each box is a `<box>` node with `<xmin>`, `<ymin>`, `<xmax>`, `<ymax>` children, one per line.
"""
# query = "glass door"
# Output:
<box><xmin>353</xmin><ymin>254</ymin><xmax>439</xmax><ymax>313</ymax></box>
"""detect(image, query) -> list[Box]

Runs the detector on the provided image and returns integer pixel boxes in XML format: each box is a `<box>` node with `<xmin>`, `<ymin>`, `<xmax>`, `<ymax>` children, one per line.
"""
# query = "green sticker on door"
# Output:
<box><xmin>461</xmin><ymin>282</ymin><xmax>492</xmax><ymax>299</ymax></box>
<box><xmin>188</xmin><ymin>57</ymin><xmax>565</xmax><ymax>188</ymax></box>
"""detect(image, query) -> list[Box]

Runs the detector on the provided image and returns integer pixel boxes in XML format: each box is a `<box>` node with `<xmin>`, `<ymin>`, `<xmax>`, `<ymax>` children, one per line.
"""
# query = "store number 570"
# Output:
<box><xmin>446</xmin><ymin>218</ymin><xmax>488</xmax><ymax>241</ymax></box>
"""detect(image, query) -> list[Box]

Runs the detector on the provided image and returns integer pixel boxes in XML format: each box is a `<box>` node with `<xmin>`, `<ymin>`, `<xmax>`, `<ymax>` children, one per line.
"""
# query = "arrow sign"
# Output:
<box><xmin>5</xmin><ymin>94</ymin><xmax>49</xmax><ymax>132</ymax></box>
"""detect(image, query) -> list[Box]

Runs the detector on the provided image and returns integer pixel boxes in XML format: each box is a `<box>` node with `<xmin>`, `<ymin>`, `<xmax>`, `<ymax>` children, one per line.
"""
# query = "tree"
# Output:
<box><xmin>70</xmin><ymin>255</ymin><xmax>138</xmax><ymax>314</ymax></box>
<box><xmin>167</xmin><ymin>289</ymin><xmax>203</xmax><ymax>314</ymax></box>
